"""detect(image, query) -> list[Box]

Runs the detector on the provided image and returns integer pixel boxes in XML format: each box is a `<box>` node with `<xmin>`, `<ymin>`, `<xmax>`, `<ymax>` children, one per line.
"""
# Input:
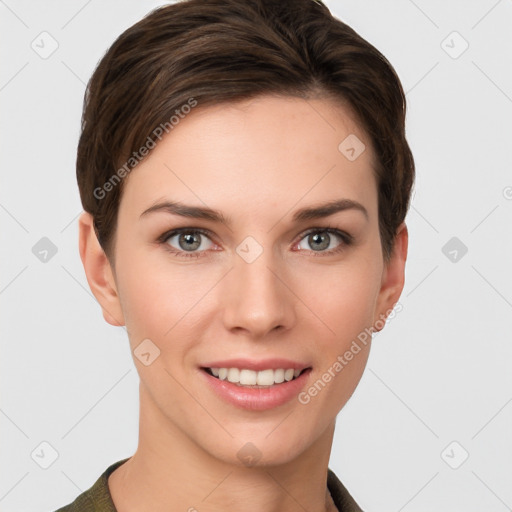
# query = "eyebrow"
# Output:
<box><xmin>139</xmin><ymin>198</ymin><xmax>369</xmax><ymax>224</ymax></box>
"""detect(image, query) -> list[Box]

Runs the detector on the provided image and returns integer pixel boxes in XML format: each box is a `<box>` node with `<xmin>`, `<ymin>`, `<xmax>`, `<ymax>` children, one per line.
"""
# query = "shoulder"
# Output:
<box><xmin>53</xmin><ymin>458</ymin><xmax>130</xmax><ymax>512</ymax></box>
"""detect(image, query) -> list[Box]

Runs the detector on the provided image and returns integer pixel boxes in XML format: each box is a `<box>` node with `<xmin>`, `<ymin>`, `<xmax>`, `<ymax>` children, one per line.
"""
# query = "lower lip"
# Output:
<box><xmin>200</xmin><ymin>368</ymin><xmax>312</xmax><ymax>411</ymax></box>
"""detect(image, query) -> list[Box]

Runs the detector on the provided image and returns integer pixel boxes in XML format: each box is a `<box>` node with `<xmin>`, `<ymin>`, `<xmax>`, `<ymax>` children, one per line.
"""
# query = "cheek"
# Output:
<box><xmin>120</xmin><ymin>273</ymin><xmax>192</xmax><ymax>343</ymax></box>
<box><xmin>322</xmin><ymin>347</ymin><xmax>371</xmax><ymax>417</ymax></box>
<box><xmin>312</xmin><ymin>261</ymin><xmax>381</xmax><ymax>409</ymax></box>
<box><xmin>115</xmin><ymin>247</ymin><xmax>222</xmax><ymax>349</ymax></box>
<box><xmin>292</xmin><ymin>258</ymin><xmax>382</xmax><ymax>341</ymax></box>
<box><xmin>113</xmin><ymin>244</ymin><xmax>173</xmax><ymax>341</ymax></box>
<box><xmin>115</xmin><ymin>229</ymin><xmax>382</xmax><ymax>348</ymax></box>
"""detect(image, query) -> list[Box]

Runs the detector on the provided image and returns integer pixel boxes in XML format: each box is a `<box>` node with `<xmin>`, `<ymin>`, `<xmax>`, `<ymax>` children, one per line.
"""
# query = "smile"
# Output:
<box><xmin>202</xmin><ymin>367</ymin><xmax>308</xmax><ymax>387</ymax></box>
<box><xmin>200</xmin><ymin>366</ymin><xmax>313</xmax><ymax>411</ymax></box>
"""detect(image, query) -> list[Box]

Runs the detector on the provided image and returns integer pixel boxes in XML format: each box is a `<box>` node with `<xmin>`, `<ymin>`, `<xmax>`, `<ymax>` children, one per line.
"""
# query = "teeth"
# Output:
<box><xmin>208</xmin><ymin>367</ymin><xmax>304</xmax><ymax>386</ymax></box>
<box><xmin>256</xmin><ymin>369</ymin><xmax>273</xmax><ymax>385</ymax></box>
<box><xmin>240</xmin><ymin>369</ymin><xmax>257</xmax><ymax>385</ymax></box>
<box><xmin>284</xmin><ymin>369</ymin><xmax>294</xmax><ymax>381</ymax></box>
<box><xmin>227</xmin><ymin>368</ymin><xmax>240</xmax><ymax>383</ymax></box>
<box><xmin>274</xmin><ymin>369</ymin><xmax>285</xmax><ymax>383</ymax></box>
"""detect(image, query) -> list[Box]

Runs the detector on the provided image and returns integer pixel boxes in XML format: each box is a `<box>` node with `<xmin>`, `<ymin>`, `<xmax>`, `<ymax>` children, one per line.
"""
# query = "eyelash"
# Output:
<box><xmin>156</xmin><ymin>225</ymin><xmax>354</xmax><ymax>259</ymax></box>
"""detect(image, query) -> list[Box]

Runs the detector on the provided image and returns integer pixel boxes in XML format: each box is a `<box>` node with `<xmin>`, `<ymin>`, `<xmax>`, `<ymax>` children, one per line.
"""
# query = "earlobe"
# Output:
<box><xmin>78</xmin><ymin>212</ymin><xmax>125</xmax><ymax>327</ymax></box>
<box><xmin>373</xmin><ymin>222</ymin><xmax>408</xmax><ymax>331</ymax></box>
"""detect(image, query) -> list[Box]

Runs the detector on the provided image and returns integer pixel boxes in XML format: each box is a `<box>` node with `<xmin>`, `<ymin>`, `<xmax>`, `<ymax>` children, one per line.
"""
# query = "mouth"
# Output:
<box><xmin>200</xmin><ymin>366</ymin><xmax>311</xmax><ymax>388</ymax></box>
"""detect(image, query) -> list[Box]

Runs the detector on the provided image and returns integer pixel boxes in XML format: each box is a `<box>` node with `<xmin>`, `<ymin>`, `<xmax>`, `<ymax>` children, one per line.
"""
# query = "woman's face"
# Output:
<box><xmin>100</xmin><ymin>95</ymin><xmax>406</xmax><ymax>466</ymax></box>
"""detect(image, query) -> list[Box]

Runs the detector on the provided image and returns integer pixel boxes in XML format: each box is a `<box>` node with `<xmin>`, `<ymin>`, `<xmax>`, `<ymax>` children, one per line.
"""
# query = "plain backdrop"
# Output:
<box><xmin>1</xmin><ymin>1</ymin><xmax>511</xmax><ymax>511</ymax></box>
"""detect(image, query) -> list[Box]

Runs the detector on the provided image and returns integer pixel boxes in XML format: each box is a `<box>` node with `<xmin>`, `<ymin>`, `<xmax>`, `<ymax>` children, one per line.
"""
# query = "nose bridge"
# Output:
<box><xmin>221</xmin><ymin>238</ymin><xmax>293</xmax><ymax>335</ymax></box>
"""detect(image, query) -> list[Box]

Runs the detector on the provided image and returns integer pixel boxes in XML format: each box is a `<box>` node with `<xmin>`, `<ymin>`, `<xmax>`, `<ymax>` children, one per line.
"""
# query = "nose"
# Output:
<box><xmin>221</xmin><ymin>245</ymin><xmax>296</xmax><ymax>338</ymax></box>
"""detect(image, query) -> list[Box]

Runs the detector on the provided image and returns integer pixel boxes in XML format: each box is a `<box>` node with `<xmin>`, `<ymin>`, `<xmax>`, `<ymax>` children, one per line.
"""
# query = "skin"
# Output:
<box><xmin>79</xmin><ymin>94</ymin><xmax>408</xmax><ymax>512</ymax></box>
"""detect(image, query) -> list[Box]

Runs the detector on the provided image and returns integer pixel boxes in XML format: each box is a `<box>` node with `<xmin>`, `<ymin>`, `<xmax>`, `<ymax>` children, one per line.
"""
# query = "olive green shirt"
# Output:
<box><xmin>54</xmin><ymin>458</ymin><xmax>363</xmax><ymax>511</ymax></box>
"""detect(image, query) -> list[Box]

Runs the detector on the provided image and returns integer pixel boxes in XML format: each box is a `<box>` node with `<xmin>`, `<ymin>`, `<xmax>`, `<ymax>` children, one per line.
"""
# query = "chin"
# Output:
<box><xmin>207</xmin><ymin>430</ymin><xmax>315</xmax><ymax>469</ymax></box>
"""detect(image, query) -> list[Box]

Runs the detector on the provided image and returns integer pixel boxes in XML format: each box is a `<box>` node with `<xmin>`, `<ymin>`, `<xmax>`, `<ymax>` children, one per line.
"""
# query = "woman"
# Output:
<box><xmin>56</xmin><ymin>0</ymin><xmax>414</xmax><ymax>510</ymax></box>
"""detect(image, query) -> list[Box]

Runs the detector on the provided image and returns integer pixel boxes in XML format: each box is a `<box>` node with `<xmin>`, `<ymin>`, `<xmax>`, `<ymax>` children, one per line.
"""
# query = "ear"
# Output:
<box><xmin>78</xmin><ymin>212</ymin><xmax>125</xmax><ymax>327</ymax></box>
<box><xmin>373</xmin><ymin>222</ymin><xmax>408</xmax><ymax>331</ymax></box>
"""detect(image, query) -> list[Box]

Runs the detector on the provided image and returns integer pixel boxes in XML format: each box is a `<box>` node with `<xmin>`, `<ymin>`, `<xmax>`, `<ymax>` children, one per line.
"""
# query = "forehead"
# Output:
<box><xmin>119</xmin><ymin>95</ymin><xmax>378</xmax><ymax>224</ymax></box>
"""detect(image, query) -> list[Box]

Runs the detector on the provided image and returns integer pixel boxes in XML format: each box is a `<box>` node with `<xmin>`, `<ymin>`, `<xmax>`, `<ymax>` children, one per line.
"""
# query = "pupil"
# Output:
<box><xmin>310</xmin><ymin>232</ymin><xmax>329</xmax><ymax>251</ymax></box>
<box><xmin>180</xmin><ymin>233</ymin><xmax>200</xmax><ymax>251</ymax></box>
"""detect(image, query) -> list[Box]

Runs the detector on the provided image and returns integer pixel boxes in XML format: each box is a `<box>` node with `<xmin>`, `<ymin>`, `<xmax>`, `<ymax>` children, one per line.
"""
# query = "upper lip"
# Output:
<box><xmin>201</xmin><ymin>358</ymin><xmax>311</xmax><ymax>371</ymax></box>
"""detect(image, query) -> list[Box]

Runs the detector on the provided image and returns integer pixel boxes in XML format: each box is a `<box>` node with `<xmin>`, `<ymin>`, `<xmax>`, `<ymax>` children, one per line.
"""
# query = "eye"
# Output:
<box><xmin>295</xmin><ymin>227</ymin><xmax>353</xmax><ymax>256</ymax></box>
<box><xmin>160</xmin><ymin>228</ymin><xmax>215</xmax><ymax>258</ymax></box>
<box><xmin>157</xmin><ymin>226</ymin><xmax>353</xmax><ymax>259</ymax></box>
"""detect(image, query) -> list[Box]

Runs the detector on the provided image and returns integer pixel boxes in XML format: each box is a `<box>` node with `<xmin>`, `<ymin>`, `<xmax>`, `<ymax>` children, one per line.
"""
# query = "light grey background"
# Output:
<box><xmin>1</xmin><ymin>1</ymin><xmax>511</xmax><ymax>511</ymax></box>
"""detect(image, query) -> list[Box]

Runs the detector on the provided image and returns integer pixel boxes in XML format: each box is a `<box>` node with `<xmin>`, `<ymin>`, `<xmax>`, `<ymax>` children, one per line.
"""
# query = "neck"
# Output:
<box><xmin>108</xmin><ymin>383</ymin><xmax>339</xmax><ymax>512</ymax></box>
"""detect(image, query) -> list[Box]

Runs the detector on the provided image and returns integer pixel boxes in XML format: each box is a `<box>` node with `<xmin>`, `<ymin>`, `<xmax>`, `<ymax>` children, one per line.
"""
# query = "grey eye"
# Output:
<box><xmin>166</xmin><ymin>231</ymin><xmax>213</xmax><ymax>252</ymax></box>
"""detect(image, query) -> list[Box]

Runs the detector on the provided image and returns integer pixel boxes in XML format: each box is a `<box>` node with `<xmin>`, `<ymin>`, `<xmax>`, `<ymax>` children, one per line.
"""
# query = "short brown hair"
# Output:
<box><xmin>77</xmin><ymin>0</ymin><xmax>415</xmax><ymax>263</ymax></box>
